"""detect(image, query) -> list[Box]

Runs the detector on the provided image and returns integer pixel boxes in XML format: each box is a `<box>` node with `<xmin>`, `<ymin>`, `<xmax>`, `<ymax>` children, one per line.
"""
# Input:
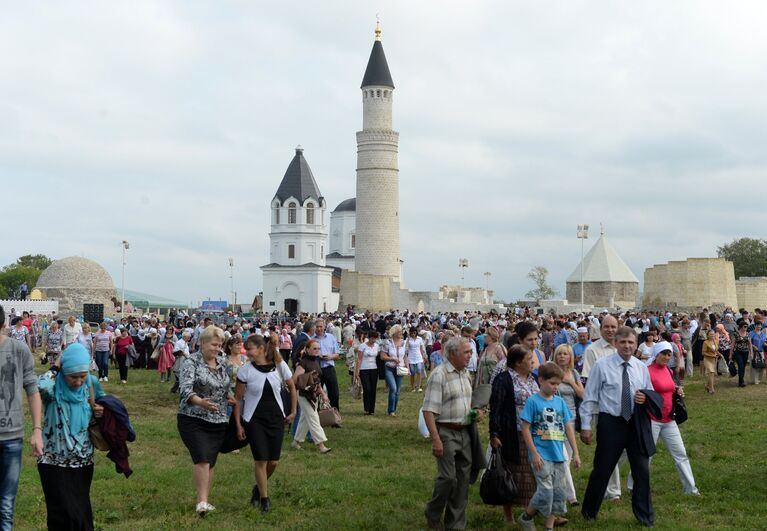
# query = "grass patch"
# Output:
<box><xmin>13</xmin><ymin>365</ymin><xmax>767</xmax><ymax>529</ymax></box>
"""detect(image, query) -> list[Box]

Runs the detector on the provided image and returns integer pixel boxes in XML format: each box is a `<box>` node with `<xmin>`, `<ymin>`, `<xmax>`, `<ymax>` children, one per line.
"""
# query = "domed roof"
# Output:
<box><xmin>36</xmin><ymin>256</ymin><xmax>116</xmax><ymax>290</ymax></box>
<box><xmin>333</xmin><ymin>198</ymin><xmax>356</xmax><ymax>213</ymax></box>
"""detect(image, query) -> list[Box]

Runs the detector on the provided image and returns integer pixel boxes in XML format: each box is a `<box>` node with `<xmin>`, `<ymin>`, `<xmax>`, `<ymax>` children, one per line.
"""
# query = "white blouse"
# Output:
<box><xmin>237</xmin><ymin>360</ymin><xmax>292</xmax><ymax>422</ymax></box>
<box><xmin>357</xmin><ymin>342</ymin><xmax>379</xmax><ymax>370</ymax></box>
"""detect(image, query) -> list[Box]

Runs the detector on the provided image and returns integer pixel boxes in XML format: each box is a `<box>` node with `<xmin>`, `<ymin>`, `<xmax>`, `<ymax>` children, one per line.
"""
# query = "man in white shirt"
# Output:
<box><xmin>579</xmin><ymin>326</ymin><xmax>654</xmax><ymax>527</ymax></box>
<box><xmin>62</xmin><ymin>316</ymin><xmax>82</xmax><ymax>346</ymax></box>
<box><xmin>581</xmin><ymin>316</ymin><xmax>618</xmax><ymax>381</ymax></box>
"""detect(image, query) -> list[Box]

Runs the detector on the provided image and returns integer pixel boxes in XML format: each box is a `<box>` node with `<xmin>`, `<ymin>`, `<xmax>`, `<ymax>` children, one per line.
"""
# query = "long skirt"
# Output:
<box><xmin>508</xmin><ymin>434</ymin><xmax>537</xmax><ymax>506</ymax></box>
<box><xmin>38</xmin><ymin>463</ymin><xmax>94</xmax><ymax>531</ymax></box>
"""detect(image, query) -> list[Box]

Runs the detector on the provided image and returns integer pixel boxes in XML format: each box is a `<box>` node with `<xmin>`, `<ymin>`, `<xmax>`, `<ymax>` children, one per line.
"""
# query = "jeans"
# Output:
<box><xmin>0</xmin><ymin>438</ymin><xmax>23</xmax><ymax>531</ymax></box>
<box><xmin>384</xmin><ymin>367</ymin><xmax>403</xmax><ymax>414</ymax></box>
<box><xmin>733</xmin><ymin>352</ymin><xmax>748</xmax><ymax>385</ymax></box>
<box><xmin>95</xmin><ymin>350</ymin><xmax>110</xmax><ymax>379</ymax></box>
<box><xmin>628</xmin><ymin>420</ymin><xmax>698</xmax><ymax>494</ymax></box>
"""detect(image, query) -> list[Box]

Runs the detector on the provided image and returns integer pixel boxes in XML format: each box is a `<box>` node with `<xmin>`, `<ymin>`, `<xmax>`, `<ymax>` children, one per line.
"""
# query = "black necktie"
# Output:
<box><xmin>621</xmin><ymin>361</ymin><xmax>632</xmax><ymax>421</ymax></box>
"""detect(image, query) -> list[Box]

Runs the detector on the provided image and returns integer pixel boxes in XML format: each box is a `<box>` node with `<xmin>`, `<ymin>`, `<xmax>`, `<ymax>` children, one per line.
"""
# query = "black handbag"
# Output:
<box><xmin>672</xmin><ymin>394</ymin><xmax>688</xmax><ymax>425</ymax></box>
<box><xmin>219</xmin><ymin>414</ymin><xmax>249</xmax><ymax>454</ymax></box>
<box><xmin>480</xmin><ymin>447</ymin><xmax>517</xmax><ymax>506</ymax></box>
<box><xmin>752</xmin><ymin>351</ymin><xmax>766</xmax><ymax>370</ymax></box>
<box><xmin>728</xmin><ymin>359</ymin><xmax>737</xmax><ymax>377</ymax></box>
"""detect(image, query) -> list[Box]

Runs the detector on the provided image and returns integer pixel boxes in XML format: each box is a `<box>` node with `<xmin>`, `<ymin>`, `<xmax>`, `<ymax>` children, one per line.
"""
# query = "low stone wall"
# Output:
<box><xmin>566</xmin><ymin>281</ymin><xmax>638</xmax><ymax>309</ymax></box>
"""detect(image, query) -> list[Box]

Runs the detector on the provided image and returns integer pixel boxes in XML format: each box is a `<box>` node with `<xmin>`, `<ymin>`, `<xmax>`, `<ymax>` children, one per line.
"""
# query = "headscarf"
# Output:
<box><xmin>54</xmin><ymin>343</ymin><xmax>94</xmax><ymax>437</ymax></box>
<box><xmin>715</xmin><ymin>323</ymin><xmax>729</xmax><ymax>342</ymax></box>
<box><xmin>648</xmin><ymin>341</ymin><xmax>673</xmax><ymax>366</ymax></box>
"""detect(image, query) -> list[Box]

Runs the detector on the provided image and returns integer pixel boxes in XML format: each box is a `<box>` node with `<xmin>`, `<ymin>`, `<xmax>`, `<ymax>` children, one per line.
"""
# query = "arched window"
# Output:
<box><xmin>377</xmin><ymin>89</ymin><xmax>381</xmax><ymax>97</ymax></box>
<box><xmin>350</xmin><ymin>233</ymin><xmax>356</xmax><ymax>249</ymax></box>
<box><xmin>288</xmin><ymin>202</ymin><xmax>297</xmax><ymax>224</ymax></box>
<box><xmin>384</xmin><ymin>90</ymin><xmax>388</xmax><ymax>98</ymax></box>
<box><xmin>275</xmin><ymin>207</ymin><xmax>280</xmax><ymax>224</ymax></box>
<box><xmin>306</xmin><ymin>203</ymin><xmax>314</xmax><ymax>224</ymax></box>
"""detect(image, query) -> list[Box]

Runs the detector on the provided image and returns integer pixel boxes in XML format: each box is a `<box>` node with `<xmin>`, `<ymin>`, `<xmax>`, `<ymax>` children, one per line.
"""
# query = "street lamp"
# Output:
<box><xmin>228</xmin><ymin>257</ymin><xmax>235</xmax><ymax>308</ymax></box>
<box><xmin>484</xmin><ymin>271</ymin><xmax>491</xmax><ymax>291</ymax></box>
<box><xmin>121</xmin><ymin>240</ymin><xmax>130</xmax><ymax>318</ymax></box>
<box><xmin>576</xmin><ymin>225</ymin><xmax>589</xmax><ymax>312</ymax></box>
<box><xmin>458</xmin><ymin>258</ymin><xmax>469</xmax><ymax>288</ymax></box>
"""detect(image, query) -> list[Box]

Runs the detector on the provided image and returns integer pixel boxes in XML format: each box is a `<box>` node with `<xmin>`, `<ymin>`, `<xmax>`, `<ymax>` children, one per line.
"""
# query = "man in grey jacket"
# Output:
<box><xmin>0</xmin><ymin>305</ymin><xmax>43</xmax><ymax>531</ymax></box>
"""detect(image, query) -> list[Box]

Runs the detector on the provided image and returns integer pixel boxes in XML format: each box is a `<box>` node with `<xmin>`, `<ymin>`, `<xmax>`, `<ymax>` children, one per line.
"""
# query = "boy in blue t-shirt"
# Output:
<box><xmin>519</xmin><ymin>362</ymin><xmax>581</xmax><ymax>531</ymax></box>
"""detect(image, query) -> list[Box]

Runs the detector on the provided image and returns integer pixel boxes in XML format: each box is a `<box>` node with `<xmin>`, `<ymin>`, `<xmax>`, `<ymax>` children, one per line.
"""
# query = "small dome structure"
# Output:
<box><xmin>35</xmin><ymin>257</ymin><xmax>117</xmax><ymax>318</ymax></box>
<box><xmin>333</xmin><ymin>198</ymin><xmax>356</xmax><ymax>213</ymax></box>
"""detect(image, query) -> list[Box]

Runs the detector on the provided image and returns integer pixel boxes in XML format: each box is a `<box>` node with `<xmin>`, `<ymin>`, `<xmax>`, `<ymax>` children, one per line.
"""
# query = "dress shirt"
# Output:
<box><xmin>314</xmin><ymin>332</ymin><xmax>339</xmax><ymax>368</ymax></box>
<box><xmin>579</xmin><ymin>353</ymin><xmax>653</xmax><ymax>431</ymax></box>
<box><xmin>581</xmin><ymin>338</ymin><xmax>617</xmax><ymax>378</ymax></box>
<box><xmin>422</xmin><ymin>360</ymin><xmax>472</xmax><ymax>425</ymax></box>
<box><xmin>63</xmin><ymin>322</ymin><xmax>82</xmax><ymax>346</ymax></box>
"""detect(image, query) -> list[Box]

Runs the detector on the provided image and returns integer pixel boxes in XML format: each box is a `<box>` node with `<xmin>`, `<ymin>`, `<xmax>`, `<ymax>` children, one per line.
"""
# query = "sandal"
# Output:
<box><xmin>319</xmin><ymin>447</ymin><xmax>333</xmax><ymax>454</ymax></box>
<box><xmin>291</xmin><ymin>441</ymin><xmax>303</xmax><ymax>450</ymax></box>
<box><xmin>553</xmin><ymin>515</ymin><xmax>568</xmax><ymax>526</ymax></box>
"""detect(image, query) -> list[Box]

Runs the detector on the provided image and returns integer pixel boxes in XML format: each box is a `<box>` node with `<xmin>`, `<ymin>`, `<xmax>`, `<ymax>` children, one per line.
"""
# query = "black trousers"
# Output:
<box><xmin>360</xmin><ymin>369</ymin><xmax>378</xmax><ymax>414</ymax></box>
<box><xmin>321</xmin><ymin>365</ymin><xmax>340</xmax><ymax>411</ymax></box>
<box><xmin>38</xmin><ymin>463</ymin><xmax>94</xmax><ymax>531</ymax></box>
<box><xmin>117</xmin><ymin>354</ymin><xmax>129</xmax><ymax>381</ymax></box>
<box><xmin>582</xmin><ymin>413</ymin><xmax>653</xmax><ymax>526</ymax></box>
<box><xmin>733</xmin><ymin>352</ymin><xmax>748</xmax><ymax>385</ymax></box>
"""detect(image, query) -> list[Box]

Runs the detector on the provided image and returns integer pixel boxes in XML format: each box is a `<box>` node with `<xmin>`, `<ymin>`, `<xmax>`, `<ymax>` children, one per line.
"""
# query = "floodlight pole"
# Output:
<box><xmin>121</xmin><ymin>241</ymin><xmax>129</xmax><ymax>318</ymax></box>
<box><xmin>576</xmin><ymin>225</ymin><xmax>589</xmax><ymax>312</ymax></box>
<box><xmin>229</xmin><ymin>257</ymin><xmax>235</xmax><ymax>309</ymax></box>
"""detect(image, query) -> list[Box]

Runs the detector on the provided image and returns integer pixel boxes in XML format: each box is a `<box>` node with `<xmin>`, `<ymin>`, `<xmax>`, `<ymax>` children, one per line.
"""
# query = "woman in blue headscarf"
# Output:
<box><xmin>37</xmin><ymin>343</ymin><xmax>105</xmax><ymax>530</ymax></box>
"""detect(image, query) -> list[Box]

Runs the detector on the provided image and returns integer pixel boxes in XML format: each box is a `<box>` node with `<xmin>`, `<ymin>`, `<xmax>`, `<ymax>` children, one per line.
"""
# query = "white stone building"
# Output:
<box><xmin>34</xmin><ymin>256</ymin><xmax>117</xmax><ymax>317</ymax></box>
<box><xmin>261</xmin><ymin>147</ymin><xmax>339</xmax><ymax>314</ymax></box>
<box><xmin>326</xmin><ymin>198</ymin><xmax>356</xmax><ymax>271</ymax></box>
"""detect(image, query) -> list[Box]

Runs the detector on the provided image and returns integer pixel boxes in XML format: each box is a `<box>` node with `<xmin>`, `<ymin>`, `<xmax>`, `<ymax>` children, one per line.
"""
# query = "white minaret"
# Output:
<box><xmin>355</xmin><ymin>21</ymin><xmax>400</xmax><ymax>279</ymax></box>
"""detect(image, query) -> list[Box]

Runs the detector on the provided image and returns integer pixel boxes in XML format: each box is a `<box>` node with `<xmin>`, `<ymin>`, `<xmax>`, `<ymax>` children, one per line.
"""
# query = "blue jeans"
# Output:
<box><xmin>384</xmin><ymin>367</ymin><xmax>403</xmax><ymax>414</ymax></box>
<box><xmin>95</xmin><ymin>350</ymin><xmax>110</xmax><ymax>379</ymax></box>
<box><xmin>0</xmin><ymin>438</ymin><xmax>23</xmax><ymax>531</ymax></box>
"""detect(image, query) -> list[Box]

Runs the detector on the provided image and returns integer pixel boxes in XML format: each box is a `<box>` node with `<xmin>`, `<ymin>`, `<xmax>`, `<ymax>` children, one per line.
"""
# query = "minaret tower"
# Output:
<box><xmin>355</xmin><ymin>21</ymin><xmax>400</xmax><ymax>279</ymax></box>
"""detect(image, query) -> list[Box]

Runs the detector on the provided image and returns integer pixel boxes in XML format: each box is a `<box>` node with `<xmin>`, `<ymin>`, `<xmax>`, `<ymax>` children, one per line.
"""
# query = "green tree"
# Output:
<box><xmin>0</xmin><ymin>265</ymin><xmax>42</xmax><ymax>299</ymax></box>
<box><xmin>717</xmin><ymin>238</ymin><xmax>767</xmax><ymax>279</ymax></box>
<box><xmin>525</xmin><ymin>266</ymin><xmax>559</xmax><ymax>304</ymax></box>
<box><xmin>14</xmin><ymin>254</ymin><xmax>53</xmax><ymax>271</ymax></box>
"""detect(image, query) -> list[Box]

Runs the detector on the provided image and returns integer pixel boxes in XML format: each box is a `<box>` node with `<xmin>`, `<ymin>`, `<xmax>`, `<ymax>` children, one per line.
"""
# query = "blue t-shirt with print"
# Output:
<box><xmin>520</xmin><ymin>393</ymin><xmax>573</xmax><ymax>463</ymax></box>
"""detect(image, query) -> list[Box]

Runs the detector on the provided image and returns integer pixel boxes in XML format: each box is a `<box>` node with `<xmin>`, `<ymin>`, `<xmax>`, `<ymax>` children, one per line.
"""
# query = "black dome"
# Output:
<box><xmin>333</xmin><ymin>198</ymin><xmax>356</xmax><ymax>213</ymax></box>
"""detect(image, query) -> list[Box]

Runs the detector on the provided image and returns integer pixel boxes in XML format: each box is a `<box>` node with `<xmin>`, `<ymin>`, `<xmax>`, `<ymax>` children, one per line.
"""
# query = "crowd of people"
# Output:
<box><xmin>1</xmin><ymin>302</ymin><xmax>766</xmax><ymax>529</ymax></box>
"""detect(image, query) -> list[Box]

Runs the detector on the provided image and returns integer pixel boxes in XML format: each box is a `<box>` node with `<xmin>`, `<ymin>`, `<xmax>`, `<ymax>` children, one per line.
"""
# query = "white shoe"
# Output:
<box><xmin>205</xmin><ymin>502</ymin><xmax>216</xmax><ymax>512</ymax></box>
<box><xmin>196</xmin><ymin>502</ymin><xmax>207</xmax><ymax>516</ymax></box>
<box><xmin>518</xmin><ymin>512</ymin><xmax>537</xmax><ymax>531</ymax></box>
<box><xmin>121</xmin><ymin>380</ymin><xmax>127</xmax><ymax>384</ymax></box>
<box><xmin>104</xmin><ymin>377</ymin><xmax>108</xmax><ymax>382</ymax></box>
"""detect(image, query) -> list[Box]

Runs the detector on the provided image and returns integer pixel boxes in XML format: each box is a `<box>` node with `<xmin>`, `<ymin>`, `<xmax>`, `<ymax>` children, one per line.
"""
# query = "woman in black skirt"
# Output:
<box><xmin>234</xmin><ymin>334</ymin><xmax>297</xmax><ymax>513</ymax></box>
<box><xmin>177</xmin><ymin>326</ymin><xmax>231</xmax><ymax>516</ymax></box>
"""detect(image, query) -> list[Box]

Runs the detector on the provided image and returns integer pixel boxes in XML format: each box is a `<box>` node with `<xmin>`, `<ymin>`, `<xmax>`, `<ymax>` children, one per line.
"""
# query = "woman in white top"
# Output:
<box><xmin>406</xmin><ymin>327</ymin><xmax>427</xmax><ymax>392</ymax></box>
<box><xmin>234</xmin><ymin>334</ymin><xmax>296</xmax><ymax>513</ymax></box>
<box><xmin>354</xmin><ymin>331</ymin><xmax>380</xmax><ymax>415</ymax></box>
<box><xmin>76</xmin><ymin>323</ymin><xmax>94</xmax><ymax>360</ymax></box>
<box><xmin>381</xmin><ymin>325</ymin><xmax>409</xmax><ymax>417</ymax></box>
<box><xmin>637</xmin><ymin>329</ymin><xmax>656</xmax><ymax>362</ymax></box>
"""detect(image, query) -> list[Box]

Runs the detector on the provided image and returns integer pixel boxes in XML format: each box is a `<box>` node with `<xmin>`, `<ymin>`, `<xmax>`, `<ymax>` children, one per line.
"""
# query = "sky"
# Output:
<box><xmin>2</xmin><ymin>1</ymin><xmax>766</xmax><ymax>306</ymax></box>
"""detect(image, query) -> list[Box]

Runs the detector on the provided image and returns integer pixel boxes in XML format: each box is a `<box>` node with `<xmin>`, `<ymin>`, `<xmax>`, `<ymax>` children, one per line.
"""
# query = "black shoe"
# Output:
<box><xmin>250</xmin><ymin>484</ymin><xmax>259</xmax><ymax>506</ymax></box>
<box><xmin>260</xmin><ymin>497</ymin><xmax>270</xmax><ymax>513</ymax></box>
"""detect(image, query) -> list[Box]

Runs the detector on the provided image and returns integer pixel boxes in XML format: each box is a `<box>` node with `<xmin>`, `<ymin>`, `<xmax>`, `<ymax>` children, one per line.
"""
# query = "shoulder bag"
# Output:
<box><xmin>751</xmin><ymin>350</ymin><xmax>766</xmax><ymax>370</ymax></box>
<box><xmin>318</xmin><ymin>399</ymin><xmax>342</xmax><ymax>427</ymax></box>
<box><xmin>351</xmin><ymin>376</ymin><xmax>363</xmax><ymax>400</ymax></box>
<box><xmin>480</xmin><ymin>447</ymin><xmax>517</xmax><ymax>505</ymax></box>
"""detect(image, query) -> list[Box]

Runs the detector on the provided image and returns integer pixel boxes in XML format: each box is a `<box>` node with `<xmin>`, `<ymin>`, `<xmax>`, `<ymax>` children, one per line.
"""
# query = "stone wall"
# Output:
<box><xmin>736</xmin><ymin>277</ymin><xmax>767</xmax><ymax>310</ymax></box>
<box><xmin>39</xmin><ymin>288</ymin><xmax>117</xmax><ymax>318</ymax></box>
<box><xmin>643</xmin><ymin>258</ymin><xmax>737</xmax><ymax>309</ymax></box>
<box><xmin>565</xmin><ymin>281</ymin><xmax>638</xmax><ymax>309</ymax></box>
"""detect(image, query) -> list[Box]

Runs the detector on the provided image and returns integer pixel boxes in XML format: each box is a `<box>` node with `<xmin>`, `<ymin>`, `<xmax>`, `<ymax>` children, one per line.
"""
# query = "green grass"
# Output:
<box><xmin>13</xmin><ymin>365</ymin><xmax>767</xmax><ymax>530</ymax></box>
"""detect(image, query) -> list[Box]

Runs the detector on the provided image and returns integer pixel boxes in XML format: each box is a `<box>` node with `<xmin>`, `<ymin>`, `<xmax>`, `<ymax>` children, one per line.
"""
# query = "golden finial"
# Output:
<box><xmin>375</xmin><ymin>14</ymin><xmax>382</xmax><ymax>41</ymax></box>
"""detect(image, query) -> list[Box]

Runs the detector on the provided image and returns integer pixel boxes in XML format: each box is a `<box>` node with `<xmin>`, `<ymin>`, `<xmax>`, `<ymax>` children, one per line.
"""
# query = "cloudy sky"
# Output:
<box><xmin>2</xmin><ymin>1</ymin><xmax>765</xmax><ymax>306</ymax></box>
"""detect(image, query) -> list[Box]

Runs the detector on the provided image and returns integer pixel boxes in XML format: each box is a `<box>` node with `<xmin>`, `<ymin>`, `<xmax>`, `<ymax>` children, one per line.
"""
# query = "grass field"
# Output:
<box><xmin>13</xmin><ymin>363</ymin><xmax>767</xmax><ymax>530</ymax></box>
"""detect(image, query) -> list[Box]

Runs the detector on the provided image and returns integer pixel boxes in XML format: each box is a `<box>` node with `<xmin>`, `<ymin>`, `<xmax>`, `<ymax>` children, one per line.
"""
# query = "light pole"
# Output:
<box><xmin>484</xmin><ymin>271</ymin><xmax>491</xmax><ymax>291</ymax></box>
<box><xmin>458</xmin><ymin>258</ymin><xmax>469</xmax><ymax>288</ymax></box>
<box><xmin>576</xmin><ymin>225</ymin><xmax>589</xmax><ymax>312</ymax></box>
<box><xmin>121</xmin><ymin>240</ymin><xmax>129</xmax><ymax>318</ymax></box>
<box><xmin>228</xmin><ymin>257</ymin><xmax>235</xmax><ymax>309</ymax></box>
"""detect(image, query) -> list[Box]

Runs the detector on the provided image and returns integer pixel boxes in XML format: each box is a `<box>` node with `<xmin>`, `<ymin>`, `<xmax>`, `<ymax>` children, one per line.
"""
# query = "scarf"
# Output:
<box><xmin>54</xmin><ymin>344</ymin><xmax>93</xmax><ymax>439</ymax></box>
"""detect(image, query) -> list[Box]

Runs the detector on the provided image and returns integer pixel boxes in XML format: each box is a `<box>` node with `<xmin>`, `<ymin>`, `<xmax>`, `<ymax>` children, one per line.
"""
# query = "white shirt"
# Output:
<box><xmin>467</xmin><ymin>339</ymin><xmax>478</xmax><ymax>372</ymax></box>
<box><xmin>63</xmin><ymin>322</ymin><xmax>82</xmax><ymax>345</ymax></box>
<box><xmin>385</xmin><ymin>341</ymin><xmax>407</xmax><ymax>368</ymax></box>
<box><xmin>237</xmin><ymin>361</ymin><xmax>292</xmax><ymax>421</ymax></box>
<box><xmin>406</xmin><ymin>336</ymin><xmax>424</xmax><ymax>364</ymax></box>
<box><xmin>579</xmin><ymin>353</ymin><xmax>653</xmax><ymax>431</ymax></box>
<box><xmin>581</xmin><ymin>338</ymin><xmax>617</xmax><ymax>378</ymax></box>
<box><xmin>357</xmin><ymin>342</ymin><xmax>379</xmax><ymax>370</ymax></box>
<box><xmin>174</xmin><ymin>338</ymin><xmax>190</xmax><ymax>356</ymax></box>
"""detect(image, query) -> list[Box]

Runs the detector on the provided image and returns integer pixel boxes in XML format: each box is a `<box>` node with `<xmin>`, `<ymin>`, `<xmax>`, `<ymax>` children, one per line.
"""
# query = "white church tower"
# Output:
<box><xmin>261</xmin><ymin>147</ymin><xmax>337</xmax><ymax>314</ymax></box>
<box><xmin>355</xmin><ymin>22</ymin><xmax>400</xmax><ymax>279</ymax></box>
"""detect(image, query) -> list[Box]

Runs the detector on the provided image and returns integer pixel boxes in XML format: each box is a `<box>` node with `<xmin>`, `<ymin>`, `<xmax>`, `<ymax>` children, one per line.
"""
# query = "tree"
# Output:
<box><xmin>0</xmin><ymin>265</ymin><xmax>42</xmax><ymax>299</ymax></box>
<box><xmin>717</xmin><ymin>238</ymin><xmax>767</xmax><ymax>279</ymax></box>
<box><xmin>14</xmin><ymin>254</ymin><xmax>53</xmax><ymax>271</ymax></box>
<box><xmin>525</xmin><ymin>266</ymin><xmax>559</xmax><ymax>304</ymax></box>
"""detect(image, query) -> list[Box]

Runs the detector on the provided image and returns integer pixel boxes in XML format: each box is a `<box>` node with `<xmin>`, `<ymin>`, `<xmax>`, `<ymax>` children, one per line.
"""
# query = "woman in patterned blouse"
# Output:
<box><xmin>177</xmin><ymin>326</ymin><xmax>232</xmax><ymax>516</ymax></box>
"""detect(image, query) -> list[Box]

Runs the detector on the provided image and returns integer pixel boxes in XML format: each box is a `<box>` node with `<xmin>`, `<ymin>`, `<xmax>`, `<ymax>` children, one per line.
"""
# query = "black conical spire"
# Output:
<box><xmin>273</xmin><ymin>146</ymin><xmax>323</xmax><ymax>204</ymax></box>
<box><xmin>360</xmin><ymin>22</ymin><xmax>394</xmax><ymax>88</ymax></box>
